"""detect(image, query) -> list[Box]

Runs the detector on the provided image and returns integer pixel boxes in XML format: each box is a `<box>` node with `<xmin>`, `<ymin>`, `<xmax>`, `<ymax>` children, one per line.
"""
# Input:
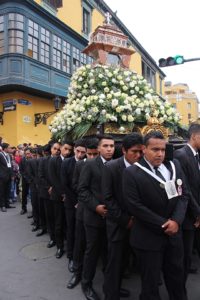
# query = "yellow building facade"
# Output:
<box><xmin>164</xmin><ymin>82</ymin><xmax>199</xmax><ymax>126</ymax></box>
<box><xmin>0</xmin><ymin>0</ymin><xmax>165</xmax><ymax>145</ymax></box>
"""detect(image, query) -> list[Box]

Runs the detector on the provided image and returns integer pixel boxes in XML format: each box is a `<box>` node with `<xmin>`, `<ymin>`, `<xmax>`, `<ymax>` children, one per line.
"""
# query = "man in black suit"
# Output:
<box><xmin>19</xmin><ymin>148</ymin><xmax>32</xmax><ymax>214</ymax></box>
<box><xmin>174</xmin><ymin>124</ymin><xmax>200</xmax><ymax>286</ymax></box>
<box><xmin>38</xmin><ymin>142</ymin><xmax>61</xmax><ymax>247</ymax></box>
<box><xmin>0</xmin><ymin>143</ymin><xmax>13</xmax><ymax>212</ymax></box>
<box><xmin>26</xmin><ymin>149</ymin><xmax>40</xmax><ymax>232</ymax></box>
<box><xmin>61</xmin><ymin>139</ymin><xmax>86</xmax><ymax>271</ymax></box>
<box><xmin>67</xmin><ymin>138</ymin><xmax>99</xmax><ymax>289</ymax></box>
<box><xmin>103</xmin><ymin>133</ymin><xmax>143</xmax><ymax>300</ymax></box>
<box><xmin>48</xmin><ymin>141</ymin><xmax>74</xmax><ymax>258</ymax></box>
<box><xmin>123</xmin><ymin>131</ymin><xmax>188</xmax><ymax>300</ymax></box>
<box><xmin>78</xmin><ymin>135</ymin><xmax>115</xmax><ymax>300</ymax></box>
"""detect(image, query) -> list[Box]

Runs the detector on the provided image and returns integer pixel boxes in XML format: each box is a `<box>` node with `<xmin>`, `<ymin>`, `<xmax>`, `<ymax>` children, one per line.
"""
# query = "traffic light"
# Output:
<box><xmin>159</xmin><ymin>55</ymin><xmax>184</xmax><ymax>67</ymax></box>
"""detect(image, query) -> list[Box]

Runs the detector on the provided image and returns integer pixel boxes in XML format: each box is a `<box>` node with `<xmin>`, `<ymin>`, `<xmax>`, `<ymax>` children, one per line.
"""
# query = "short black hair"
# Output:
<box><xmin>85</xmin><ymin>138</ymin><xmax>99</xmax><ymax>149</ymax></box>
<box><xmin>61</xmin><ymin>139</ymin><xmax>74</xmax><ymax>147</ymax></box>
<box><xmin>144</xmin><ymin>131</ymin><xmax>165</xmax><ymax>146</ymax></box>
<box><xmin>188</xmin><ymin>124</ymin><xmax>200</xmax><ymax>139</ymax></box>
<box><xmin>74</xmin><ymin>139</ymin><xmax>86</xmax><ymax>148</ymax></box>
<box><xmin>97</xmin><ymin>134</ymin><xmax>114</xmax><ymax>145</ymax></box>
<box><xmin>122</xmin><ymin>133</ymin><xmax>143</xmax><ymax>151</ymax></box>
<box><xmin>1</xmin><ymin>143</ymin><xmax>9</xmax><ymax>150</ymax></box>
<box><xmin>51</xmin><ymin>142</ymin><xmax>61</xmax><ymax>148</ymax></box>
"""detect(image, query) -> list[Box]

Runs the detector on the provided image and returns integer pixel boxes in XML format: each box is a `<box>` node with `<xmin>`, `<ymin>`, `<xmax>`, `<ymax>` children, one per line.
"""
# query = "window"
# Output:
<box><xmin>8</xmin><ymin>13</ymin><xmax>24</xmax><ymax>30</ymax></box>
<box><xmin>40</xmin><ymin>27</ymin><xmax>50</xmax><ymax>64</ymax></box>
<box><xmin>81</xmin><ymin>53</ymin><xmax>87</xmax><ymax>66</ymax></box>
<box><xmin>187</xmin><ymin>103</ymin><xmax>191</xmax><ymax>109</ymax></box>
<box><xmin>53</xmin><ymin>34</ymin><xmax>61</xmax><ymax>69</ymax></box>
<box><xmin>28</xmin><ymin>20</ymin><xmax>39</xmax><ymax>59</ymax></box>
<box><xmin>83</xmin><ymin>8</ymin><xmax>90</xmax><ymax>35</ymax></box>
<box><xmin>63</xmin><ymin>40</ymin><xmax>71</xmax><ymax>73</ymax></box>
<box><xmin>188</xmin><ymin>113</ymin><xmax>191</xmax><ymax>120</ymax></box>
<box><xmin>142</xmin><ymin>61</ymin><xmax>156</xmax><ymax>89</ymax></box>
<box><xmin>8</xmin><ymin>30</ymin><xmax>23</xmax><ymax>54</ymax></box>
<box><xmin>41</xmin><ymin>0</ymin><xmax>58</xmax><ymax>16</ymax></box>
<box><xmin>72</xmin><ymin>46</ymin><xmax>80</xmax><ymax>71</ymax></box>
<box><xmin>172</xmin><ymin>103</ymin><xmax>177</xmax><ymax>109</ymax></box>
<box><xmin>8</xmin><ymin>13</ymin><xmax>24</xmax><ymax>54</ymax></box>
<box><xmin>0</xmin><ymin>15</ymin><xmax>4</xmax><ymax>55</ymax></box>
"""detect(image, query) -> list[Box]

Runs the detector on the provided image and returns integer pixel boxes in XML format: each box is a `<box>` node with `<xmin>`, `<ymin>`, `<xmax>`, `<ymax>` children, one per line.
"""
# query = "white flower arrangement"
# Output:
<box><xmin>49</xmin><ymin>64</ymin><xmax>181</xmax><ymax>139</ymax></box>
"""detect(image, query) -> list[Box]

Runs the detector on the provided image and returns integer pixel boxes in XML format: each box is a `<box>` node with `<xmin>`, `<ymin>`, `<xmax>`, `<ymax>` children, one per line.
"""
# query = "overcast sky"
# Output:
<box><xmin>104</xmin><ymin>0</ymin><xmax>200</xmax><ymax>99</ymax></box>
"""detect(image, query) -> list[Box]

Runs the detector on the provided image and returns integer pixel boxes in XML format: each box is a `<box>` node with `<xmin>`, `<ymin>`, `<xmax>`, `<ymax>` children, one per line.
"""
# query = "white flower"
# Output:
<box><xmin>135</xmin><ymin>108</ymin><xmax>141</xmax><ymax>115</ymax></box>
<box><xmin>104</xmin><ymin>87</ymin><xmax>110</xmax><ymax>93</ymax></box>
<box><xmin>122</xmin><ymin>114</ymin><xmax>127</xmax><ymax>121</ymax></box>
<box><xmin>119</xmin><ymin>126</ymin><xmax>125</xmax><ymax>132</ymax></box>
<box><xmin>127</xmin><ymin>115</ymin><xmax>134</xmax><ymax>122</ymax></box>
<box><xmin>102</xmin><ymin>81</ymin><xmax>107</xmax><ymax>86</ymax></box>
<box><xmin>107</xmin><ymin>94</ymin><xmax>112</xmax><ymax>99</ymax></box>
<box><xmin>112</xmin><ymin>99</ymin><xmax>118</xmax><ymax>108</ymax></box>
<box><xmin>89</xmin><ymin>79</ymin><xmax>95</xmax><ymax>85</ymax></box>
<box><xmin>99</xmin><ymin>94</ymin><xmax>106</xmax><ymax>99</ymax></box>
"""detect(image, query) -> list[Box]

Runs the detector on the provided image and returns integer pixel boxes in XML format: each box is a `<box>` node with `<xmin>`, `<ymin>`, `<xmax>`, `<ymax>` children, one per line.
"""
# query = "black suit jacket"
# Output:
<box><xmin>174</xmin><ymin>145</ymin><xmax>200</xmax><ymax>229</ymax></box>
<box><xmin>72</xmin><ymin>159</ymin><xmax>86</xmax><ymax>221</ymax></box>
<box><xmin>19</xmin><ymin>157</ymin><xmax>30</xmax><ymax>181</ymax></box>
<box><xmin>78</xmin><ymin>156</ymin><xmax>106</xmax><ymax>228</ymax></box>
<box><xmin>38</xmin><ymin>156</ymin><xmax>51</xmax><ymax>199</ymax></box>
<box><xmin>61</xmin><ymin>156</ymin><xmax>77</xmax><ymax>209</ymax></box>
<box><xmin>48</xmin><ymin>156</ymin><xmax>63</xmax><ymax>201</ymax></box>
<box><xmin>0</xmin><ymin>152</ymin><xmax>12</xmax><ymax>181</ymax></box>
<box><xmin>102</xmin><ymin>156</ymin><xmax>131</xmax><ymax>242</ymax></box>
<box><xmin>123</xmin><ymin>158</ymin><xmax>188</xmax><ymax>251</ymax></box>
<box><xmin>26</xmin><ymin>158</ymin><xmax>39</xmax><ymax>190</ymax></box>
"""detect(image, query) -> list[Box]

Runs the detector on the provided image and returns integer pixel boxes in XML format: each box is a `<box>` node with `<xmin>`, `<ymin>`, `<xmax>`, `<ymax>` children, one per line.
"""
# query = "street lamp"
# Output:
<box><xmin>34</xmin><ymin>96</ymin><xmax>61</xmax><ymax>126</ymax></box>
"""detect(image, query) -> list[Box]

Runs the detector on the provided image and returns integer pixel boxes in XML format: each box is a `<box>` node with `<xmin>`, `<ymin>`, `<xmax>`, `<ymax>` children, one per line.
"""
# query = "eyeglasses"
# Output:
<box><xmin>53</xmin><ymin>148</ymin><xmax>60</xmax><ymax>151</ymax></box>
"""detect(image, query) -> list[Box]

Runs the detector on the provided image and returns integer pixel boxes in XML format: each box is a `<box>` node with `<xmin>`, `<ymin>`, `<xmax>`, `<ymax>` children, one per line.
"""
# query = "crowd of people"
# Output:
<box><xmin>0</xmin><ymin>125</ymin><xmax>200</xmax><ymax>300</ymax></box>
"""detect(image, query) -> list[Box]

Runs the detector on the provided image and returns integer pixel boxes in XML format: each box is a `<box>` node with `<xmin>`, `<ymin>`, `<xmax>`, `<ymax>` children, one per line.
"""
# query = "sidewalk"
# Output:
<box><xmin>0</xmin><ymin>201</ymin><xmax>200</xmax><ymax>300</ymax></box>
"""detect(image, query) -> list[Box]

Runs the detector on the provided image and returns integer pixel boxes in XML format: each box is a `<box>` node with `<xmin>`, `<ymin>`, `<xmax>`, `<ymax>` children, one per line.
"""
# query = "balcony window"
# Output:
<box><xmin>8</xmin><ymin>30</ymin><xmax>23</xmax><ymax>54</ymax></box>
<box><xmin>73</xmin><ymin>46</ymin><xmax>80</xmax><ymax>71</ymax></box>
<box><xmin>187</xmin><ymin>102</ymin><xmax>191</xmax><ymax>109</ymax></box>
<box><xmin>8</xmin><ymin>13</ymin><xmax>24</xmax><ymax>30</ymax></box>
<box><xmin>81</xmin><ymin>53</ymin><xmax>87</xmax><ymax>66</ymax></box>
<box><xmin>0</xmin><ymin>15</ymin><xmax>4</xmax><ymax>55</ymax></box>
<box><xmin>40</xmin><ymin>27</ymin><xmax>50</xmax><ymax>64</ymax></box>
<box><xmin>53</xmin><ymin>34</ymin><xmax>61</xmax><ymax>69</ymax></box>
<box><xmin>63</xmin><ymin>41</ymin><xmax>71</xmax><ymax>74</ymax></box>
<box><xmin>8</xmin><ymin>14</ymin><xmax>24</xmax><ymax>54</ymax></box>
<box><xmin>28</xmin><ymin>20</ymin><xmax>39</xmax><ymax>59</ymax></box>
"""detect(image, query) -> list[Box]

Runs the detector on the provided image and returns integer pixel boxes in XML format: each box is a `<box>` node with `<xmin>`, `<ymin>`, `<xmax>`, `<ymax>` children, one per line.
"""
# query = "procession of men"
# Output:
<box><xmin>1</xmin><ymin>124</ymin><xmax>200</xmax><ymax>300</ymax></box>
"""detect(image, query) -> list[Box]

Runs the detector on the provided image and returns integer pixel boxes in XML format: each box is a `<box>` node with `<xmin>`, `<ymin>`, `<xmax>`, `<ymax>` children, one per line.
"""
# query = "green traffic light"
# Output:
<box><xmin>174</xmin><ymin>55</ymin><xmax>184</xmax><ymax>64</ymax></box>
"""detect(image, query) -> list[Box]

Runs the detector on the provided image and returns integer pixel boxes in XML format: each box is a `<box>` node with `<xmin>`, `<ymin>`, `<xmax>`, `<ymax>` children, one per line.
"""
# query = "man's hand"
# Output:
<box><xmin>95</xmin><ymin>205</ymin><xmax>108</xmax><ymax>217</ymax></box>
<box><xmin>48</xmin><ymin>187</ymin><xmax>52</xmax><ymax>195</ymax></box>
<box><xmin>162</xmin><ymin>219</ymin><xmax>179</xmax><ymax>236</ymax></box>
<box><xmin>194</xmin><ymin>216</ymin><xmax>200</xmax><ymax>228</ymax></box>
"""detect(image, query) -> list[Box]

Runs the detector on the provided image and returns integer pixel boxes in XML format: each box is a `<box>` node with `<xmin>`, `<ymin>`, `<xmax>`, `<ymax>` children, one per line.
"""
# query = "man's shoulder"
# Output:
<box><xmin>174</xmin><ymin>145</ymin><xmax>187</xmax><ymax>156</ymax></box>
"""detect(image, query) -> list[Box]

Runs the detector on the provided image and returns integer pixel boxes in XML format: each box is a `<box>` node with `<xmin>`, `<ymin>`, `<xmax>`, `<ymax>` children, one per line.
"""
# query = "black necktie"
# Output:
<box><xmin>154</xmin><ymin>166</ymin><xmax>166</xmax><ymax>182</ymax></box>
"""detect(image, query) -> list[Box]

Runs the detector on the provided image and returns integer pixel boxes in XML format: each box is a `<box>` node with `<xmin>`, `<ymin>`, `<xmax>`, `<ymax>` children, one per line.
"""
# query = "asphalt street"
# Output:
<box><xmin>0</xmin><ymin>201</ymin><xmax>200</xmax><ymax>300</ymax></box>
